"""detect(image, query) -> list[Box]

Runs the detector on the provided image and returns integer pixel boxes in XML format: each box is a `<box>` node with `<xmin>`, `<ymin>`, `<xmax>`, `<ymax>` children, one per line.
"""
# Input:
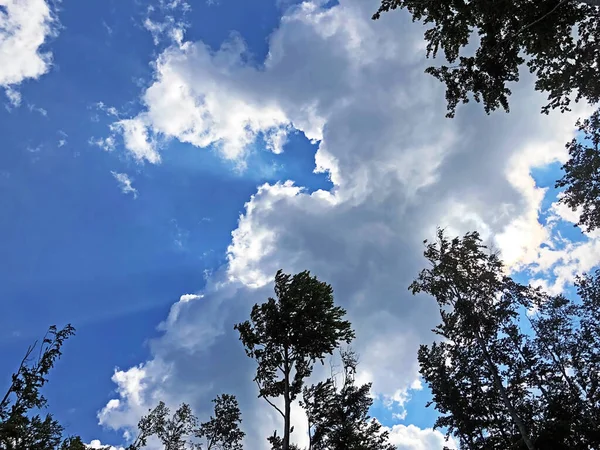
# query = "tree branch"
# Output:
<box><xmin>256</xmin><ymin>380</ymin><xmax>285</xmax><ymax>419</ymax></box>
<box><xmin>1</xmin><ymin>344</ymin><xmax>36</xmax><ymax>413</ymax></box>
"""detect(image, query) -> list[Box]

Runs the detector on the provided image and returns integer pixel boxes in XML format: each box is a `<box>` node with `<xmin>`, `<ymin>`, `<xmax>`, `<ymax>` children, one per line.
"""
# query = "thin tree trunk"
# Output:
<box><xmin>283</xmin><ymin>348</ymin><xmax>291</xmax><ymax>450</ymax></box>
<box><xmin>526</xmin><ymin>315</ymin><xmax>599</xmax><ymax>429</ymax></box>
<box><xmin>475</xmin><ymin>334</ymin><xmax>536</xmax><ymax>450</ymax></box>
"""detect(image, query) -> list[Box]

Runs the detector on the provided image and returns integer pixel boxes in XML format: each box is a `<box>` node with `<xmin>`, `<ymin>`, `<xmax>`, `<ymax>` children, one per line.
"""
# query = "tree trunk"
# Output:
<box><xmin>475</xmin><ymin>334</ymin><xmax>536</xmax><ymax>450</ymax></box>
<box><xmin>283</xmin><ymin>348</ymin><xmax>291</xmax><ymax>450</ymax></box>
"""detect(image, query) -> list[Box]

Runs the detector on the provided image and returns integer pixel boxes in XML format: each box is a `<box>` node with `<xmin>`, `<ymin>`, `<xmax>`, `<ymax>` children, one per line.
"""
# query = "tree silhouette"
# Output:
<box><xmin>235</xmin><ymin>270</ymin><xmax>355</xmax><ymax>450</ymax></box>
<box><xmin>128</xmin><ymin>394</ymin><xmax>244</xmax><ymax>450</ymax></box>
<box><xmin>373</xmin><ymin>0</ymin><xmax>600</xmax><ymax>118</ymax></box>
<box><xmin>556</xmin><ymin>109</ymin><xmax>600</xmax><ymax>231</ymax></box>
<box><xmin>412</xmin><ymin>230</ymin><xmax>600</xmax><ymax>449</ymax></box>
<box><xmin>0</xmin><ymin>324</ymin><xmax>83</xmax><ymax>450</ymax></box>
<box><xmin>302</xmin><ymin>349</ymin><xmax>395</xmax><ymax>450</ymax></box>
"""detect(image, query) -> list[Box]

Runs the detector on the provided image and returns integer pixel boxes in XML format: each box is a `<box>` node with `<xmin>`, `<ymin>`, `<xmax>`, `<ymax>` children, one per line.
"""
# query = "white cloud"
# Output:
<box><xmin>57</xmin><ymin>130</ymin><xmax>68</xmax><ymax>147</ymax></box>
<box><xmin>98</xmin><ymin>359</ymin><xmax>179</xmax><ymax>445</ymax></box>
<box><xmin>96</xmin><ymin>0</ymin><xmax>596</xmax><ymax>447</ymax></box>
<box><xmin>0</xmin><ymin>0</ymin><xmax>58</xmax><ymax>101</ymax></box>
<box><xmin>144</xmin><ymin>16</ymin><xmax>185</xmax><ymax>46</ymax></box>
<box><xmin>28</xmin><ymin>103</ymin><xmax>47</xmax><ymax>116</ymax></box>
<box><xmin>5</xmin><ymin>86</ymin><xmax>21</xmax><ymax>107</ymax></box>
<box><xmin>525</xmin><ymin>203</ymin><xmax>600</xmax><ymax>295</ymax></box>
<box><xmin>386</xmin><ymin>424</ymin><xmax>457</xmax><ymax>450</ymax></box>
<box><xmin>179</xmin><ymin>293</ymin><xmax>202</xmax><ymax>303</ymax></box>
<box><xmin>87</xmin><ymin>439</ymin><xmax>125</xmax><ymax>450</ymax></box>
<box><xmin>111</xmin><ymin>172</ymin><xmax>138</xmax><ymax>199</ymax></box>
<box><xmin>111</xmin><ymin>118</ymin><xmax>161</xmax><ymax>164</ymax></box>
<box><xmin>90</xmin><ymin>135</ymin><xmax>116</xmax><ymax>153</ymax></box>
<box><xmin>95</xmin><ymin>101</ymin><xmax>120</xmax><ymax>118</ymax></box>
<box><xmin>143</xmin><ymin>0</ymin><xmax>190</xmax><ymax>46</ymax></box>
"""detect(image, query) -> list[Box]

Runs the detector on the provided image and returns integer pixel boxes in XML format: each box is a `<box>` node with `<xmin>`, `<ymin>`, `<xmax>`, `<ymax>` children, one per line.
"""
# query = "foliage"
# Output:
<box><xmin>196</xmin><ymin>394</ymin><xmax>245</xmax><ymax>450</ymax></box>
<box><xmin>526</xmin><ymin>271</ymin><xmax>600</xmax><ymax>448</ymax></box>
<box><xmin>301</xmin><ymin>349</ymin><xmax>395</xmax><ymax>450</ymax></box>
<box><xmin>128</xmin><ymin>401</ymin><xmax>197</xmax><ymax>450</ymax></box>
<box><xmin>60</xmin><ymin>436</ymin><xmax>88</xmax><ymax>450</ymax></box>
<box><xmin>0</xmin><ymin>324</ymin><xmax>81</xmax><ymax>450</ymax></box>
<box><xmin>373</xmin><ymin>0</ymin><xmax>600</xmax><ymax>118</ymax></box>
<box><xmin>128</xmin><ymin>394</ymin><xmax>244</xmax><ymax>450</ymax></box>
<box><xmin>411</xmin><ymin>230</ymin><xmax>537</xmax><ymax>449</ymax></box>
<box><xmin>556</xmin><ymin>108</ymin><xmax>600</xmax><ymax>231</ymax></box>
<box><xmin>372</xmin><ymin>0</ymin><xmax>600</xmax><ymax>237</ymax></box>
<box><xmin>235</xmin><ymin>270</ymin><xmax>355</xmax><ymax>450</ymax></box>
<box><xmin>412</xmin><ymin>229</ymin><xmax>600</xmax><ymax>449</ymax></box>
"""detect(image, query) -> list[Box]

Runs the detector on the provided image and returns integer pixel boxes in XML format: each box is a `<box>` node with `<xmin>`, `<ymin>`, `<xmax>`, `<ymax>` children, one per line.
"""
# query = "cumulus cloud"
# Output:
<box><xmin>524</xmin><ymin>193</ymin><xmax>600</xmax><ymax>295</ymax></box>
<box><xmin>0</xmin><ymin>0</ymin><xmax>58</xmax><ymax>103</ymax></box>
<box><xmin>96</xmin><ymin>0</ymin><xmax>598</xmax><ymax>447</ymax></box>
<box><xmin>111</xmin><ymin>172</ymin><xmax>138</xmax><ymax>199</ymax></box>
<box><xmin>87</xmin><ymin>439</ymin><xmax>125</xmax><ymax>450</ymax></box>
<box><xmin>386</xmin><ymin>424</ymin><xmax>456</xmax><ymax>450</ymax></box>
<box><xmin>111</xmin><ymin>118</ymin><xmax>162</xmax><ymax>164</ymax></box>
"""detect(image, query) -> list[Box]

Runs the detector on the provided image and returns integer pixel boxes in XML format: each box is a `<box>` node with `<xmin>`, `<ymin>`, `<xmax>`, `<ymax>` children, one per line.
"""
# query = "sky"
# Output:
<box><xmin>0</xmin><ymin>0</ymin><xmax>599</xmax><ymax>448</ymax></box>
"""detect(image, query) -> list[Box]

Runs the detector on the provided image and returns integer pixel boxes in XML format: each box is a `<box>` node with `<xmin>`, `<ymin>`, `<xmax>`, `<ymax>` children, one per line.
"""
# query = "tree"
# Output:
<box><xmin>234</xmin><ymin>270</ymin><xmax>355</xmax><ymax>450</ymax></box>
<box><xmin>0</xmin><ymin>324</ymin><xmax>82</xmax><ymax>450</ymax></box>
<box><xmin>128</xmin><ymin>402</ymin><xmax>197</xmax><ymax>450</ymax></box>
<box><xmin>301</xmin><ymin>349</ymin><xmax>395</xmax><ymax>450</ymax></box>
<box><xmin>525</xmin><ymin>271</ymin><xmax>600</xmax><ymax>448</ymax></box>
<box><xmin>196</xmin><ymin>394</ymin><xmax>245</xmax><ymax>450</ymax></box>
<box><xmin>410</xmin><ymin>230</ymin><xmax>537</xmax><ymax>449</ymax></box>
<box><xmin>372</xmin><ymin>0</ymin><xmax>600</xmax><ymax>119</ymax></box>
<box><xmin>128</xmin><ymin>394</ymin><xmax>244</xmax><ymax>450</ymax></box>
<box><xmin>372</xmin><ymin>0</ymin><xmax>600</xmax><ymax>228</ymax></box>
<box><xmin>556</xmin><ymin>109</ymin><xmax>600</xmax><ymax>231</ymax></box>
<box><xmin>412</xmin><ymin>229</ymin><xmax>600</xmax><ymax>449</ymax></box>
<box><xmin>60</xmin><ymin>436</ymin><xmax>88</xmax><ymax>450</ymax></box>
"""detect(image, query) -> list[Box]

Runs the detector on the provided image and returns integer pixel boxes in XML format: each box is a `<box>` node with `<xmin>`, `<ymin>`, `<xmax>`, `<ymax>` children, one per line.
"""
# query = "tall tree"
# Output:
<box><xmin>372</xmin><ymin>0</ymin><xmax>600</xmax><ymax>119</ymax></box>
<box><xmin>0</xmin><ymin>324</ymin><xmax>82</xmax><ymax>450</ymax></box>
<box><xmin>301</xmin><ymin>349</ymin><xmax>395</xmax><ymax>450</ymax></box>
<box><xmin>412</xmin><ymin>230</ymin><xmax>600</xmax><ymax>449</ymax></box>
<box><xmin>410</xmin><ymin>230</ymin><xmax>537</xmax><ymax>449</ymax></box>
<box><xmin>526</xmin><ymin>271</ymin><xmax>600</xmax><ymax>448</ymax></box>
<box><xmin>556</xmin><ymin>109</ymin><xmax>600</xmax><ymax>232</ymax></box>
<box><xmin>235</xmin><ymin>270</ymin><xmax>355</xmax><ymax>450</ymax></box>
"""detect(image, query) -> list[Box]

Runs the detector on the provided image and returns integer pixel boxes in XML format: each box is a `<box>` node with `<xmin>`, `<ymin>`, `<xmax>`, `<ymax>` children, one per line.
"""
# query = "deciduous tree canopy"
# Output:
<box><xmin>412</xmin><ymin>229</ymin><xmax>600</xmax><ymax>449</ymax></box>
<box><xmin>373</xmin><ymin>0</ymin><xmax>600</xmax><ymax>118</ymax></box>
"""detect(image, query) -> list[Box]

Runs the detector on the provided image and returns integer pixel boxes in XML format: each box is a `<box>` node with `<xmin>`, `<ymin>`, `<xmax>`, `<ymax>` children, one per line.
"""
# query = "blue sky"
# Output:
<box><xmin>1</xmin><ymin>0</ymin><xmax>598</xmax><ymax>448</ymax></box>
<box><xmin>0</xmin><ymin>0</ymin><xmax>319</xmax><ymax>440</ymax></box>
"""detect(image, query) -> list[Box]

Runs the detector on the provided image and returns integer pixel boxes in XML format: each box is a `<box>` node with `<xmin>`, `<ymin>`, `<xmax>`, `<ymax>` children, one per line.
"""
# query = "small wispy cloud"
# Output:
<box><xmin>89</xmin><ymin>135</ymin><xmax>116</xmax><ymax>152</ymax></box>
<box><xmin>95</xmin><ymin>101</ymin><xmax>120</xmax><ymax>117</ymax></box>
<box><xmin>28</xmin><ymin>103</ymin><xmax>48</xmax><ymax>116</ymax></box>
<box><xmin>144</xmin><ymin>0</ymin><xmax>190</xmax><ymax>46</ymax></box>
<box><xmin>5</xmin><ymin>87</ymin><xmax>21</xmax><ymax>108</ymax></box>
<box><xmin>111</xmin><ymin>171</ymin><xmax>138</xmax><ymax>199</ymax></box>
<box><xmin>170</xmin><ymin>218</ymin><xmax>189</xmax><ymax>250</ymax></box>
<box><xmin>102</xmin><ymin>21</ymin><xmax>113</xmax><ymax>36</ymax></box>
<box><xmin>27</xmin><ymin>145</ymin><xmax>42</xmax><ymax>153</ymax></box>
<box><xmin>57</xmin><ymin>130</ymin><xmax>68</xmax><ymax>147</ymax></box>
